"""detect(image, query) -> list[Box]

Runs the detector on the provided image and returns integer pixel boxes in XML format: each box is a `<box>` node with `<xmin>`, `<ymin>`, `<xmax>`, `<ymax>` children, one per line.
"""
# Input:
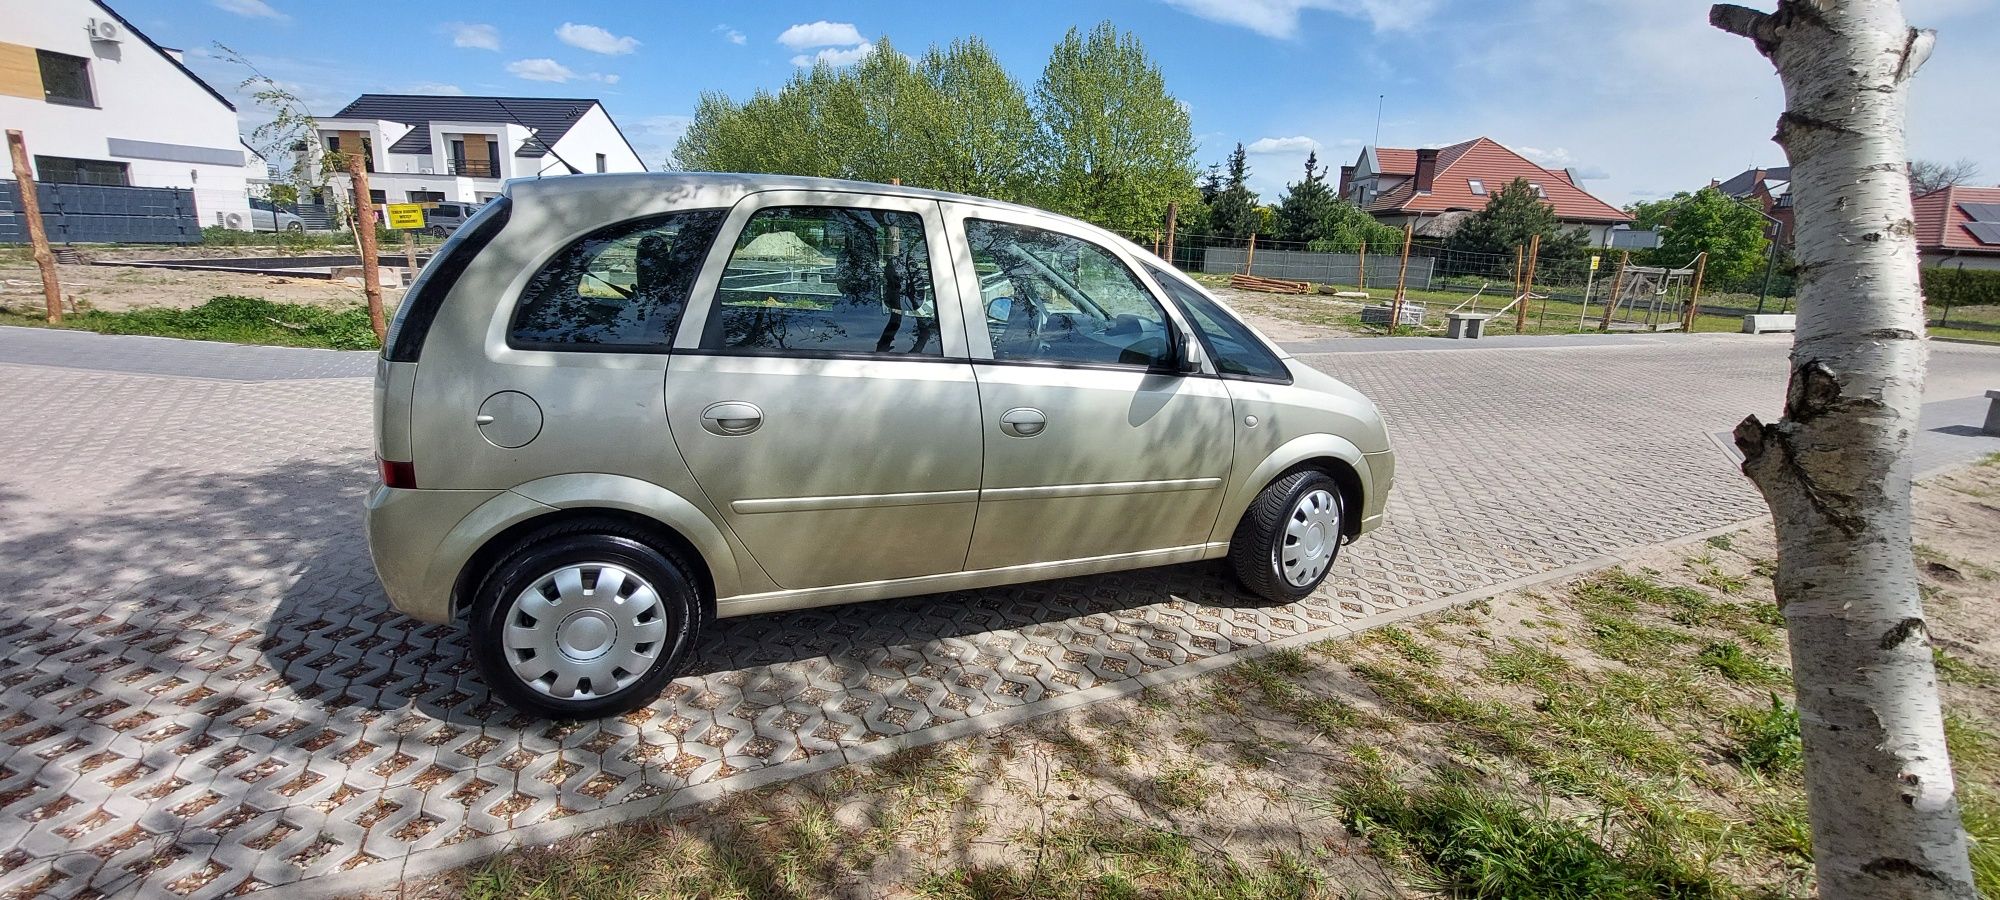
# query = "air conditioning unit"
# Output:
<box><xmin>86</xmin><ymin>18</ymin><xmax>121</xmax><ymax>43</ymax></box>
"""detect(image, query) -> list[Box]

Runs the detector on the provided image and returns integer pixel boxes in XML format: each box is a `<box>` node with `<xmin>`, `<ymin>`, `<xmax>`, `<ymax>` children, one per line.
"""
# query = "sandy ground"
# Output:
<box><xmin>0</xmin><ymin>260</ymin><xmax>397</xmax><ymax>314</ymax></box>
<box><xmin>1209</xmin><ymin>282</ymin><xmax>1372</xmax><ymax>343</ymax></box>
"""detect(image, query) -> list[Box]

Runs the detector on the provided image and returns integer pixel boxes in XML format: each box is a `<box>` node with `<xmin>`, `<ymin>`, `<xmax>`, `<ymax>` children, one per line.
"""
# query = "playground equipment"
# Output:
<box><xmin>1597</xmin><ymin>253</ymin><xmax>1706</xmax><ymax>332</ymax></box>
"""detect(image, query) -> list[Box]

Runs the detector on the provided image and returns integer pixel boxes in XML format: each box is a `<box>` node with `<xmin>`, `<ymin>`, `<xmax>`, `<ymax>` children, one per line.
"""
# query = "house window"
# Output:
<box><xmin>1468</xmin><ymin>179</ymin><xmax>1486</xmax><ymax>195</ymax></box>
<box><xmin>407</xmin><ymin>190</ymin><xmax>446</xmax><ymax>203</ymax></box>
<box><xmin>37</xmin><ymin>50</ymin><xmax>94</xmax><ymax>106</ymax></box>
<box><xmin>1528</xmin><ymin>182</ymin><xmax>1546</xmax><ymax>198</ymax></box>
<box><xmin>34</xmin><ymin>156</ymin><xmax>129</xmax><ymax>186</ymax></box>
<box><xmin>595</xmin><ymin>153</ymin><xmax>607</xmax><ymax>173</ymax></box>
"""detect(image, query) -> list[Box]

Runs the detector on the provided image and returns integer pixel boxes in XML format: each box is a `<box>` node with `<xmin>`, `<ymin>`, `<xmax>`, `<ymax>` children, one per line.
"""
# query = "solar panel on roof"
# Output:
<box><xmin>1963</xmin><ymin>222</ymin><xmax>2000</xmax><ymax>246</ymax></box>
<box><xmin>1957</xmin><ymin>202</ymin><xmax>2000</xmax><ymax>223</ymax></box>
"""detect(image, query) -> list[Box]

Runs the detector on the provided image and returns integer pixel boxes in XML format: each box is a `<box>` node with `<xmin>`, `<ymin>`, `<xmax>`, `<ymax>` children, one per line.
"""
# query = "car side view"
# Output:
<box><xmin>366</xmin><ymin>173</ymin><xmax>1394</xmax><ymax>718</ymax></box>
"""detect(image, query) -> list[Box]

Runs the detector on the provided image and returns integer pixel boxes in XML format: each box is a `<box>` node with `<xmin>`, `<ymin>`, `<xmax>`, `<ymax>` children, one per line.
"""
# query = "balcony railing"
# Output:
<box><xmin>448</xmin><ymin>159</ymin><xmax>499</xmax><ymax>178</ymax></box>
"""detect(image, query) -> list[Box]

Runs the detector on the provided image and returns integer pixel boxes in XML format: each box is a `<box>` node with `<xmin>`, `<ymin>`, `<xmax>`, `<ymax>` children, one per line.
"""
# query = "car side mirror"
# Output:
<box><xmin>1175</xmin><ymin>334</ymin><xmax>1202</xmax><ymax>375</ymax></box>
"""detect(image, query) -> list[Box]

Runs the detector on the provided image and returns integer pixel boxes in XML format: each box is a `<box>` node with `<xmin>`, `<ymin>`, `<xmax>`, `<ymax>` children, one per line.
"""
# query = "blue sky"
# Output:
<box><xmin>125</xmin><ymin>0</ymin><xmax>2000</xmax><ymax>207</ymax></box>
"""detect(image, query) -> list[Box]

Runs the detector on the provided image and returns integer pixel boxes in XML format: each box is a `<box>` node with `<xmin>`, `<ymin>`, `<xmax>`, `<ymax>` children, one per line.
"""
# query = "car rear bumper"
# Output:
<box><xmin>364</xmin><ymin>484</ymin><xmax>507</xmax><ymax>623</ymax></box>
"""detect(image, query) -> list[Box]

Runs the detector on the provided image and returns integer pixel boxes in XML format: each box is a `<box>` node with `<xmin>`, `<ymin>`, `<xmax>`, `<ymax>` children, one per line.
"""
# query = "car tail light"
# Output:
<box><xmin>379</xmin><ymin>457</ymin><xmax>417</xmax><ymax>489</ymax></box>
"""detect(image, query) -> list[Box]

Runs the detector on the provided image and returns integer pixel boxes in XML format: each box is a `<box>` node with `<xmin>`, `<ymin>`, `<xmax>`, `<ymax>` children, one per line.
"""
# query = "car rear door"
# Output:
<box><xmin>939</xmin><ymin>202</ymin><xmax>1236</xmax><ymax>571</ymax></box>
<box><xmin>664</xmin><ymin>190</ymin><xmax>983</xmax><ymax>590</ymax></box>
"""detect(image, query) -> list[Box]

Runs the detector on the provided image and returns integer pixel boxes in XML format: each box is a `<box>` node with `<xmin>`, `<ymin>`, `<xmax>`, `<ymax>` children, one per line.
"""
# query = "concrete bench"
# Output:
<box><xmin>1986</xmin><ymin>390</ymin><xmax>2000</xmax><ymax>436</ymax></box>
<box><xmin>1445</xmin><ymin>312</ymin><xmax>1491</xmax><ymax>340</ymax></box>
<box><xmin>1742</xmin><ymin>314</ymin><xmax>1797</xmax><ymax>335</ymax></box>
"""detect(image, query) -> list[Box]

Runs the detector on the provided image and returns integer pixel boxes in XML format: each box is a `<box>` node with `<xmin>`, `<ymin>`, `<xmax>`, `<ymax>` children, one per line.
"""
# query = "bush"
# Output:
<box><xmin>1922</xmin><ymin>266</ymin><xmax>2000</xmax><ymax>309</ymax></box>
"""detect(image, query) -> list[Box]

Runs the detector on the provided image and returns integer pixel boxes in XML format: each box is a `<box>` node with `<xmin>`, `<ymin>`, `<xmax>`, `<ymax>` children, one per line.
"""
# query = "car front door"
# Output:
<box><xmin>941</xmin><ymin>203</ymin><xmax>1236</xmax><ymax>571</ymax></box>
<box><xmin>665</xmin><ymin>191</ymin><xmax>983</xmax><ymax>590</ymax></box>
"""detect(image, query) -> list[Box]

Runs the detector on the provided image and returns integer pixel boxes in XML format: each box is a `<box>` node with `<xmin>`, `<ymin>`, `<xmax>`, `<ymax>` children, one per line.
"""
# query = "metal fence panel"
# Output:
<box><xmin>1200</xmin><ymin>246</ymin><xmax>1434</xmax><ymax>290</ymax></box>
<box><xmin>0</xmin><ymin>180</ymin><xmax>202</xmax><ymax>245</ymax></box>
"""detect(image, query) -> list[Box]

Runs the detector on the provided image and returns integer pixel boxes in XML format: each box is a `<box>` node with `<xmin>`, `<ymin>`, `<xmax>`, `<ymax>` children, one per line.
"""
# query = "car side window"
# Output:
<box><xmin>701</xmin><ymin>206</ymin><xmax>941</xmax><ymax>356</ymax></box>
<box><xmin>509</xmin><ymin>209</ymin><xmax>726</xmax><ymax>351</ymax></box>
<box><xmin>1145</xmin><ymin>264</ymin><xmax>1290</xmax><ymax>381</ymax></box>
<box><xmin>965</xmin><ymin>219</ymin><xmax>1173</xmax><ymax>369</ymax></box>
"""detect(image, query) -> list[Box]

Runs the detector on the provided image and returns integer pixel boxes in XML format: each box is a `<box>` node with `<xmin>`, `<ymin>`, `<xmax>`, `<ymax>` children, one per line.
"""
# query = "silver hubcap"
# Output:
<box><xmin>1281</xmin><ymin>489</ymin><xmax>1340</xmax><ymax>588</ymax></box>
<box><xmin>502</xmin><ymin>563</ymin><xmax>668</xmax><ymax>701</ymax></box>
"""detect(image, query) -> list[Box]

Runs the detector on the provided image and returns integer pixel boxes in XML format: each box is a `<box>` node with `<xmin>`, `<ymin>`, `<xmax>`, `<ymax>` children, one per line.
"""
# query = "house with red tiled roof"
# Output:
<box><xmin>1911</xmin><ymin>185</ymin><xmax>2000</xmax><ymax>271</ymax></box>
<box><xmin>1338</xmin><ymin>138</ymin><xmax>1633</xmax><ymax>245</ymax></box>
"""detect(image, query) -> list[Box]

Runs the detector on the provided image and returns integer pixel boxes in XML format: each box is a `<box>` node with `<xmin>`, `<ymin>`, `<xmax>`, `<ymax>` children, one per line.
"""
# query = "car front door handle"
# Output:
<box><xmin>999</xmin><ymin>407</ymin><xmax>1046</xmax><ymax>438</ymax></box>
<box><xmin>701</xmin><ymin>401</ymin><xmax>764</xmax><ymax>436</ymax></box>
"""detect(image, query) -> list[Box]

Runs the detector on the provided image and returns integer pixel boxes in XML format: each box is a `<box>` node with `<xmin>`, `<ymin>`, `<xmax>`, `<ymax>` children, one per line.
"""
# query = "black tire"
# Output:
<box><xmin>428</xmin><ymin>225</ymin><xmax>449</xmax><ymax>237</ymax></box>
<box><xmin>470</xmin><ymin>519</ymin><xmax>702</xmax><ymax>718</ymax></box>
<box><xmin>286</xmin><ymin>222</ymin><xmax>304</xmax><ymax>233</ymax></box>
<box><xmin>1228</xmin><ymin>469</ymin><xmax>1345</xmax><ymax>603</ymax></box>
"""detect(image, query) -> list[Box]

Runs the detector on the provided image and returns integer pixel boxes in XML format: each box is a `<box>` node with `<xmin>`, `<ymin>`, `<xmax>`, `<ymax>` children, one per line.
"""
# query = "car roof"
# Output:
<box><xmin>504</xmin><ymin>171</ymin><xmax>1054</xmax><ymax>222</ymax></box>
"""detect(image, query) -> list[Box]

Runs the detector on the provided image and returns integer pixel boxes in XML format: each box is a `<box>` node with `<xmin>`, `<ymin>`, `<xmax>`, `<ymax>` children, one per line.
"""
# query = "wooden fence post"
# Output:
<box><xmin>6</xmin><ymin>130</ymin><xmax>62</xmax><ymax>323</ymax></box>
<box><xmin>1683</xmin><ymin>252</ymin><xmax>1707</xmax><ymax>331</ymax></box>
<box><xmin>404</xmin><ymin>230</ymin><xmax>418</xmax><ymax>276</ymax></box>
<box><xmin>348</xmin><ymin>154</ymin><xmax>386</xmax><ymax>342</ymax></box>
<box><xmin>1518</xmin><ymin>233</ymin><xmax>1540</xmax><ymax>334</ymax></box>
<box><xmin>1163</xmin><ymin>201</ymin><xmax>1177</xmax><ymax>264</ymax></box>
<box><xmin>1600</xmin><ymin>250</ymin><xmax>1631</xmax><ymax>332</ymax></box>
<box><xmin>1391</xmin><ymin>223</ymin><xmax>1413</xmax><ymax>331</ymax></box>
<box><xmin>1243</xmin><ymin>233</ymin><xmax>1257</xmax><ymax>275</ymax></box>
<box><xmin>1357</xmin><ymin>239</ymin><xmax>1367</xmax><ymax>290</ymax></box>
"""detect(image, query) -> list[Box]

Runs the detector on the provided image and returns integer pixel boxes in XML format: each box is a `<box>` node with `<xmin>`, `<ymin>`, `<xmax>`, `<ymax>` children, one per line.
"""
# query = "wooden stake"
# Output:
<box><xmin>1600</xmin><ymin>250</ymin><xmax>1631</xmax><ymax>332</ymax></box>
<box><xmin>348</xmin><ymin>154</ymin><xmax>386</xmax><ymax>342</ymax></box>
<box><xmin>1519</xmin><ymin>233</ymin><xmax>1540</xmax><ymax>334</ymax></box>
<box><xmin>1151</xmin><ymin>231</ymin><xmax>1160</xmax><ymax>256</ymax></box>
<box><xmin>1391</xmin><ymin>223</ymin><xmax>1413</xmax><ymax>332</ymax></box>
<box><xmin>7</xmin><ymin>130</ymin><xmax>62</xmax><ymax>323</ymax></box>
<box><xmin>404</xmin><ymin>230</ymin><xmax>418</xmax><ymax>276</ymax></box>
<box><xmin>1684</xmin><ymin>252</ymin><xmax>1708</xmax><ymax>331</ymax></box>
<box><xmin>1358</xmin><ymin>239</ymin><xmax>1367</xmax><ymax>289</ymax></box>
<box><xmin>1164</xmin><ymin>201</ymin><xmax>1177</xmax><ymax>263</ymax></box>
<box><xmin>1244</xmin><ymin>233</ymin><xmax>1257</xmax><ymax>275</ymax></box>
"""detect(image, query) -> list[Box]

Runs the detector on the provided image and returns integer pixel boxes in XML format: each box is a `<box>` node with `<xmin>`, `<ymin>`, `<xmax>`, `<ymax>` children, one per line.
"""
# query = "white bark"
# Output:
<box><xmin>1712</xmin><ymin>2</ymin><xmax>1974</xmax><ymax>897</ymax></box>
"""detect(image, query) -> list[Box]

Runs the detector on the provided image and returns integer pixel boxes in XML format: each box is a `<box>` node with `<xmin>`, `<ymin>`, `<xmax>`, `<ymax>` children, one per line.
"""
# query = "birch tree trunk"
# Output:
<box><xmin>1710</xmin><ymin>2</ymin><xmax>1975</xmax><ymax>897</ymax></box>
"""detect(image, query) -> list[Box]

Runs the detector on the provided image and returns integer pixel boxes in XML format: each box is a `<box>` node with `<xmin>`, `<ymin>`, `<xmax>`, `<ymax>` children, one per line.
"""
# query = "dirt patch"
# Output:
<box><xmin>0</xmin><ymin>261</ymin><xmax>397</xmax><ymax>314</ymax></box>
<box><xmin>1201</xmin><ymin>280</ymin><xmax>1372</xmax><ymax>343</ymax></box>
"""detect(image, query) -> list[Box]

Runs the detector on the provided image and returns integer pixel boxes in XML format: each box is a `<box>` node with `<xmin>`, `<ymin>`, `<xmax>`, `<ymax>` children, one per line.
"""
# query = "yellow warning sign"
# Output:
<box><xmin>385</xmin><ymin>203</ymin><xmax>426</xmax><ymax>230</ymax></box>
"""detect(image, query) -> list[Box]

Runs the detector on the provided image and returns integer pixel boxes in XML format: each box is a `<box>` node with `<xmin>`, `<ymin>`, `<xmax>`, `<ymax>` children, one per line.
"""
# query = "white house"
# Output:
<box><xmin>310</xmin><ymin>94</ymin><xmax>646</xmax><ymax>208</ymax></box>
<box><xmin>0</xmin><ymin>0</ymin><xmax>252</xmax><ymax>228</ymax></box>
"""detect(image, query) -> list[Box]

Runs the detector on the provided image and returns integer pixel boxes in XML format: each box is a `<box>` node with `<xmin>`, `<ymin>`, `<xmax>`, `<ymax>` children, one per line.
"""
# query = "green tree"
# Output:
<box><xmin>1206</xmin><ymin>144</ymin><xmax>1261</xmax><ymax>238</ymax></box>
<box><xmin>1444</xmin><ymin>177</ymin><xmax>1590</xmax><ymax>273</ymax></box>
<box><xmin>920</xmin><ymin>38</ymin><xmax>1036</xmax><ymax>199</ymax></box>
<box><xmin>1627</xmin><ymin>186</ymin><xmax>1772</xmax><ymax>289</ymax></box>
<box><xmin>1274</xmin><ymin>151</ymin><xmax>1336</xmax><ymax>243</ymax></box>
<box><xmin>1033</xmin><ymin>21</ymin><xmax>1198</xmax><ymax>233</ymax></box>
<box><xmin>1304</xmin><ymin>201</ymin><xmax>1406</xmax><ymax>253</ymax></box>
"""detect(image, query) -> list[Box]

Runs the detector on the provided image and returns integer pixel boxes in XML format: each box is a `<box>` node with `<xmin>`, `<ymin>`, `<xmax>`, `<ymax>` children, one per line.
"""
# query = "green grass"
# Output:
<box><xmin>0</xmin><ymin>296</ymin><xmax>380</xmax><ymax>350</ymax></box>
<box><xmin>1695</xmin><ymin>642</ymin><xmax>1788</xmax><ymax>686</ymax></box>
<box><xmin>1726</xmin><ymin>695</ymin><xmax>1803</xmax><ymax>775</ymax></box>
<box><xmin>1937</xmin><ymin>648</ymin><xmax>1999</xmax><ymax>686</ymax></box>
<box><xmin>920</xmin><ymin>820</ymin><xmax>1326</xmax><ymax>900</ymax></box>
<box><xmin>1336</xmin><ymin>768</ymin><xmax>1733</xmax><ymax>899</ymax></box>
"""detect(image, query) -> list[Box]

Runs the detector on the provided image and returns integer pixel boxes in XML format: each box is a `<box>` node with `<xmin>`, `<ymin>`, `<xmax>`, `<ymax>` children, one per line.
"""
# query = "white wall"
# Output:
<box><xmin>550</xmin><ymin>104</ymin><xmax>646</xmax><ymax>174</ymax></box>
<box><xmin>0</xmin><ymin>0</ymin><xmax>250</xmax><ymax>228</ymax></box>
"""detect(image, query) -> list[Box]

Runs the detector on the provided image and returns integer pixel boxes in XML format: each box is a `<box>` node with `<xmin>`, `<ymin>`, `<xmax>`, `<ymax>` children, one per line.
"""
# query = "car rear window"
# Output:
<box><xmin>509</xmin><ymin>209</ymin><xmax>728</xmax><ymax>351</ymax></box>
<box><xmin>383</xmin><ymin>197</ymin><xmax>511</xmax><ymax>362</ymax></box>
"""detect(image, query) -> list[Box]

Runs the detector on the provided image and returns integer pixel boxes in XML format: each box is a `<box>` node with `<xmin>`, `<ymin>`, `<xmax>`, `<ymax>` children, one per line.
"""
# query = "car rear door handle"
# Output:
<box><xmin>999</xmin><ymin>407</ymin><xmax>1046</xmax><ymax>438</ymax></box>
<box><xmin>701</xmin><ymin>401</ymin><xmax>763</xmax><ymax>436</ymax></box>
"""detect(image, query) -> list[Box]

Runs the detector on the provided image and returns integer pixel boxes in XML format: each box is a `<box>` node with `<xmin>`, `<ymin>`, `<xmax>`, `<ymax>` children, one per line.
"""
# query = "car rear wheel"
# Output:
<box><xmin>428</xmin><ymin>225</ymin><xmax>449</xmax><ymax>237</ymax></box>
<box><xmin>470</xmin><ymin>520</ymin><xmax>701</xmax><ymax>718</ymax></box>
<box><xmin>286</xmin><ymin>222</ymin><xmax>304</xmax><ymax>232</ymax></box>
<box><xmin>1228</xmin><ymin>469</ymin><xmax>1344</xmax><ymax>603</ymax></box>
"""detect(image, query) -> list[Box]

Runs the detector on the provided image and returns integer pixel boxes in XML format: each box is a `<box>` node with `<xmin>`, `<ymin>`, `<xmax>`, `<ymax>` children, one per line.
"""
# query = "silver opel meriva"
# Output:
<box><xmin>367</xmin><ymin>173</ymin><xmax>1394</xmax><ymax>717</ymax></box>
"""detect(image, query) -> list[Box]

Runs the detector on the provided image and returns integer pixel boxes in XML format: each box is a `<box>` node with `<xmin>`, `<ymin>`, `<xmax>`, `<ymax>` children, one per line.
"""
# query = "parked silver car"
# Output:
<box><xmin>423</xmin><ymin>201</ymin><xmax>479</xmax><ymax>237</ymax></box>
<box><xmin>249</xmin><ymin>197</ymin><xmax>304</xmax><ymax>232</ymax></box>
<box><xmin>367</xmin><ymin>173</ymin><xmax>1394</xmax><ymax>717</ymax></box>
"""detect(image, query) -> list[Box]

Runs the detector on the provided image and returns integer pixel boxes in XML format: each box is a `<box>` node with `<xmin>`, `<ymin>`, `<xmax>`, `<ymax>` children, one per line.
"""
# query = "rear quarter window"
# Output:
<box><xmin>383</xmin><ymin>197</ymin><xmax>511</xmax><ymax>362</ymax></box>
<box><xmin>509</xmin><ymin>209</ymin><xmax>728</xmax><ymax>351</ymax></box>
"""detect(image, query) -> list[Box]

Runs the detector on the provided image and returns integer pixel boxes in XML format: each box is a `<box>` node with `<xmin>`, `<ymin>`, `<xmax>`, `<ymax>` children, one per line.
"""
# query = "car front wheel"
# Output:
<box><xmin>470</xmin><ymin>520</ymin><xmax>701</xmax><ymax>718</ymax></box>
<box><xmin>1228</xmin><ymin>469</ymin><xmax>1345</xmax><ymax>603</ymax></box>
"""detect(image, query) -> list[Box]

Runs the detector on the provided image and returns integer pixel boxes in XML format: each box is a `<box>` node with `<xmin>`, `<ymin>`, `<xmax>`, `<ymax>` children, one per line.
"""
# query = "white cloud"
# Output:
<box><xmin>638</xmin><ymin>114</ymin><xmax>696</xmax><ymax>166</ymax></box>
<box><xmin>445</xmin><ymin>22</ymin><xmax>500</xmax><ymax>51</ymax></box>
<box><xmin>589</xmin><ymin>73</ymin><xmax>621</xmax><ymax>85</ymax></box>
<box><xmin>506</xmin><ymin>58</ymin><xmax>576</xmax><ymax>83</ymax></box>
<box><xmin>557</xmin><ymin>23</ymin><xmax>640</xmax><ymax>56</ymax></box>
<box><xmin>213</xmin><ymin>0</ymin><xmax>286</xmax><ymax>20</ymax></box>
<box><xmin>403</xmin><ymin>81</ymin><xmax>465</xmax><ymax>96</ymax></box>
<box><xmin>1246</xmin><ymin>136</ymin><xmax>1321</xmax><ymax>154</ymax></box>
<box><xmin>716</xmin><ymin>24</ymin><xmax>747</xmax><ymax>45</ymax></box>
<box><xmin>1158</xmin><ymin>0</ymin><xmax>1438</xmax><ymax>38</ymax></box>
<box><xmin>791</xmin><ymin>42</ymin><xmax>875</xmax><ymax>68</ymax></box>
<box><xmin>778</xmin><ymin>21</ymin><xmax>865</xmax><ymax>50</ymax></box>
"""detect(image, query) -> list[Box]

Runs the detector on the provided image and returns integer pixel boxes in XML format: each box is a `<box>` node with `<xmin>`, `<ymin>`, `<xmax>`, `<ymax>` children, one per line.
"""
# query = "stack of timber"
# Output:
<box><xmin>1228</xmin><ymin>273</ymin><xmax>1314</xmax><ymax>294</ymax></box>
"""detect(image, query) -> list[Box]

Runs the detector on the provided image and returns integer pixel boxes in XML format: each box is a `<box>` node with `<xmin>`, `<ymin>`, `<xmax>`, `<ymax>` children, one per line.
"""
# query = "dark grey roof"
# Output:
<box><xmin>1715</xmin><ymin>166</ymin><xmax>1790</xmax><ymax>198</ymax></box>
<box><xmin>329</xmin><ymin>95</ymin><xmax>599</xmax><ymax>158</ymax></box>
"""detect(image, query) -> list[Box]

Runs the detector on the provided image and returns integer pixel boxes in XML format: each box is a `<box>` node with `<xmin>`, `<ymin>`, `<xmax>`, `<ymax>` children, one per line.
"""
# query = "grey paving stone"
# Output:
<box><xmin>0</xmin><ymin>336</ymin><xmax>1996</xmax><ymax>897</ymax></box>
